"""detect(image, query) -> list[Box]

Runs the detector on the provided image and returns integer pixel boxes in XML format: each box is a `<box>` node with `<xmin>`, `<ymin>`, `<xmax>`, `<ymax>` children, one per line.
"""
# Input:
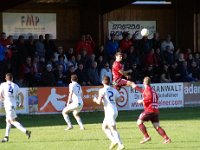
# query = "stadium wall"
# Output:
<box><xmin>0</xmin><ymin>82</ymin><xmax>199</xmax><ymax>115</ymax></box>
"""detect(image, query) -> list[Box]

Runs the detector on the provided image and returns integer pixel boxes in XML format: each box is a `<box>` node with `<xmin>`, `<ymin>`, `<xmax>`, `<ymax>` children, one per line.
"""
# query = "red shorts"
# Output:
<box><xmin>113</xmin><ymin>78</ymin><xmax>128</xmax><ymax>90</ymax></box>
<box><xmin>138</xmin><ymin>111</ymin><xmax>159</xmax><ymax>123</ymax></box>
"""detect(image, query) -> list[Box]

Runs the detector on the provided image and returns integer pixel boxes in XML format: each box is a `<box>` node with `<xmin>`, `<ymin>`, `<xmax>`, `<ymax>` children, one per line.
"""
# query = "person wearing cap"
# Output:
<box><xmin>112</xmin><ymin>52</ymin><xmax>136</xmax><ymax>90</ymax></box>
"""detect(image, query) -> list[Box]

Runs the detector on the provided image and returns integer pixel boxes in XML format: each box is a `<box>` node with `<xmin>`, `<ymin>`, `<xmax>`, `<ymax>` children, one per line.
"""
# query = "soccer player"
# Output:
<box><xmin>0</xmin><ymin>73</ymin><xmax>31</xmax><ymax>143</ymax></box>
<box><xmin>93</xmin><ymin>76</ymin><xmax>125</xmax><ymax>150</ymax></box>
<box><xmin>62</xmin><ymin>74</ymin><xmax>84</xmax><ymax>130</ymax></box>
<box><xmin>112</xmin><ymin>52</ymin><xmax>135</xmax><ymax>90</ymax></box>
<box><xmin>133</xmin><ymin>76</ymin><xmax>171</xmax><ymax>144</ymax></box>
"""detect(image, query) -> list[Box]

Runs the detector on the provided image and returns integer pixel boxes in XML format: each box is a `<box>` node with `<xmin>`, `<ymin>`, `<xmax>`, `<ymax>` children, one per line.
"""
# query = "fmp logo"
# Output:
<box><xmin>117</xmin><ymin>87</ymin><xmax>128</xmax><ymax>107</ymax></box>
<box><xmin>21</xmin><ymin>15</ymin><xmax>39</xmax><ymax>27</ymax></box>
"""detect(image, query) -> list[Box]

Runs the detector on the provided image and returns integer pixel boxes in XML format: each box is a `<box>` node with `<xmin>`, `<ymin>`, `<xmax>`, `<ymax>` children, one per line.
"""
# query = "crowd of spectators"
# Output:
<box><xmin>0</xmin><ymin>31</ymin><xmax>199</xmax><ymax>87</ymax></box>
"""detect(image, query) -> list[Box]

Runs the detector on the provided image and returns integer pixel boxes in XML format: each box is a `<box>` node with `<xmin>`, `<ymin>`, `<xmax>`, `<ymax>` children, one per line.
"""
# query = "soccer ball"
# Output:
<box><xmin>141</xmin><ymin>28</ymin><xmax>149</xmax><ymax>37</ymax></box>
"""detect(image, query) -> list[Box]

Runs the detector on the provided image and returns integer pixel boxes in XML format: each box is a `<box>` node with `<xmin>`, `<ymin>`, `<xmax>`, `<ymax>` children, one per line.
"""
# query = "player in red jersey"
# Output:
<box><xmin>112</xmin><ymin>52</ymin><xmax>135</xmax><ymax>90</ymax></box>
<box><xmin>133</xmin><ymin>76</ymin><xmax>171</xmax><ymax>144</ymax></box>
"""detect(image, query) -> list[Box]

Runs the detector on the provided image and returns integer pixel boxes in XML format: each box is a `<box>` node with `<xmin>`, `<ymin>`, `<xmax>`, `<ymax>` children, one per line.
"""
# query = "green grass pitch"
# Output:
<box><xmin>0</xmin><ymin>107</ymin><xmax>200</xmax><ymax>150</ymax></box>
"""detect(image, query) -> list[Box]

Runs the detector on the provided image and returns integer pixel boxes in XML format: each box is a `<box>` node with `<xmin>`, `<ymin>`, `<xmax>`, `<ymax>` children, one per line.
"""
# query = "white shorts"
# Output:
<box><xmin>5</xmin><ymin>106</ymin><xmax>17</xmax><ymax>120</ymax></box>
<box><xmin>63</xmin><ymin>103</ymin><xmax>83</xmax><ymax>113</ymax></box>
<box><xmin>103</xmin><ymin>111</ymin><xmax>118</xmax><ymax>127</ymax></box>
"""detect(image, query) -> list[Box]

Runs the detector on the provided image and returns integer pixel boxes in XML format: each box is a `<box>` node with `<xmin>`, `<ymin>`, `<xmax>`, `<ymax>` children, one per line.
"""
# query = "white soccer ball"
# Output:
<box><xmin>141</xmin><ymin>28</ymin><xmax>149</xmax><ymax>37</ymax></box>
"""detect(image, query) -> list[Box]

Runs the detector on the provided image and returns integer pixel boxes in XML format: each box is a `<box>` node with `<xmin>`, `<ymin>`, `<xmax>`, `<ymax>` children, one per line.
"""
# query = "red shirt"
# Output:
<box><xmin>120</xmin><ymin>39</ymin><xmax>133</xmax><ymax>52</ymax></box>
<box><xmin>135</xmin><ymin>85</ymin><xmax>159</xmax><ymax>113</ymax></box>
<box><xmin>76</xmin><ymin>41</ymin><xmax>93</xmax><ymax>55</ymax></box>
<box><xmin>112</xmin><ymin>61</ymin><xmax>123</xmax><ymax>81</ymax></box>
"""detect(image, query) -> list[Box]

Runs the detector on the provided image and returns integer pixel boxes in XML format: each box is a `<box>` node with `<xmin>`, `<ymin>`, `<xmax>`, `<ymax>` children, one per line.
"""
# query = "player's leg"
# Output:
<box><xmin>109</xmin><ymin>125</ymin><xmax>124</xmax><ymax>150</ymax></box>
<box><xmin>73</xmin><ymin>110</ymin><xmax>84</xmax><ymax>130</ymax></box>
<box><xmin>1</xmin><ymin>120</ymin><xmax>11</xmax><ymax>143</ymax></box>
<box><xmin>102</xmin><ymin>123</ymin><xmax>117</xmax><ymax>149</ymax></box>
<box><xmin>62</xmin><ymin>106</ymin><xmax>73</xmax><ymax>130</ymax></box>
<box><xmin>153</xmin><ymin>122</ymin><xmax>171</xmax><ymax>144</ymax></box>
<box><xmin>137</xmin><ymin>112</ymin><xmax>151</xmax><ymax>144</ymax></box>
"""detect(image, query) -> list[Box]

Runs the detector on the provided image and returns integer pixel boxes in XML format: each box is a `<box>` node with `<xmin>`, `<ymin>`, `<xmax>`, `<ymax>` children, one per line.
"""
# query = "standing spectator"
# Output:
<box><xmin>16</xmin><ymin>35</ymin><xmax>28</xmax><ymax>65</ymax></box>
<box><xmin>76</xmin><ymin>35</ymin><xmax>93</xmax><ymax>55</ymax></box>
<box><xmin>145</xmin><ymin>49</ymin><xmax>158</xmax><ymax>66</ymax></box>
<box><xmin>85</xmin><ymin>34</ymin><xmax>95</xmax><ymax>50</ymax></box>
<box><xmin>87</xmin><ymin>61</ymin><xmax>101</xmax><ymax>85</ymax></box>
<box><xmin>169</xmin><ymin>62</ymin><xmax>181</xmax><ymax>82</ymax></box>
<box><xmin>0</xmin><ymin>32</ymin><xmax>8</xmax><ymax>46</ymax></box>
<box><xmin>151</xmin><ymin>32</ymin><xmax>161</xmax><ymax>50</ymax></box>
<box><xmin>26</xmin><ymin>35</ymin><xmax>36</xmax><ymax>58</ymax></box>
<box><xmin>127</xmin><ymin>45</ymin><xmax>140</xmax><ymax>66</ymax></box>
<box><xmin>100</xmin><ymin>62</ymin><xmax>112</xmax><ymax>82</ymax></box>
<box><xmin>120</xmin><ymin>32</ymin><xmax>132</xmax><ymax>53</ymax></box>
<box><xmin>0</xmin><ymin>43</ymin><xmax>6</xmax><ymax>81</ymax></box>
<box><xmin>130</xmin><ymin>64</ymin><xmax>142</xmax><ymax>83</ymax></box>
<box><xmin>161</xmin><ymin>34</ymin><xmax>174</xmax><ymax>53</ymax></box>
<box><xmin>138</xmin><ymin>35</ymin><xmax>152</xmax><ymax>60</ymax></box>
<box><xmin>95</xmin><ymin>45</ymin><xmax>107</xmax><ymax>61</ymax></box>
<box><xmin>35</xmin><ymin>35</ymin><xmax>45</xmax><ymax>58</ymax></box>
<box><xmin>44</xmin><ymin>34</ymin><xmax>56</xmax><ymax>61</ymax></box>
<box><xmin>32</xmin><ymin>55</ymin><xmax>42</xmax><ymax>86</ymax></box>
<box><xmin>105</xmin><ymin>33</ymin><xmax>119</xmax><ymax>59</ymax></box>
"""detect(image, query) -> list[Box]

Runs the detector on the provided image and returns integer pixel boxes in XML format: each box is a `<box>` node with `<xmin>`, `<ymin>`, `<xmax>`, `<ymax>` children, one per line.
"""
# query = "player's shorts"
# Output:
<box><xmin>138</xmin><ymin>111</ymin><xmax>159</xmax><ymax>123</ymax></box>
<box><xmin>5</xmin><ymin>106</ymin><xmax>17</xmax><ymax>120</ymax></box>
<box><xmin>103</xmin><ymin>110</ymin><xmax>118</xmax><ymax>127</ymax></box>
<box><xmin>113</xmin><ymin>78</ymin><xmax>128</xmax><ymax>90</ymax></box>
<box><xmin>63</xmin><ymin>102</ymin><xmax>83</xmax><ymax>113</ymax></box>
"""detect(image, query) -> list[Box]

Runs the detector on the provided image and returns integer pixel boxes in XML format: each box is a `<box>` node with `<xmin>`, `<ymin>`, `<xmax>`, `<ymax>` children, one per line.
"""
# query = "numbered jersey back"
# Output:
<box><xmin>99</xmin><ymin>86</ymin><xmax>120</xmax><ymax>110</ymax></box>
<box><xmin>69</xmin><ymin>82</ymin><xmax>83</xmax><ymax>104</ymax></box>
<box><xmin>0</xmin><ymin>81</ymin><xmax>20</xmax><ymax>107</ymax></box>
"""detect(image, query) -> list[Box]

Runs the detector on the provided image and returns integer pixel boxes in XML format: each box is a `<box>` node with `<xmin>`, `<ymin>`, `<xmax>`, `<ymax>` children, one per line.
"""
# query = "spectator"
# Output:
<box><xmin>160</xmin><ymin>64</ymin><xmax>172</xmax><ymax>83</ymax></box>
<box><xmin>95</xmin><ymin>45</ymin><xmax>107</xmax><ymax>61</ymax></box>
<box><xmin>120</xmin><ymin>32</ymin><xmax>133</xmax><ymax>53</ymax></box>
<box><xmin>100</xmin><ymin>62</ymin><xmax>112</xmax><ymax>82</ymax></box>
<box><xmin>144</xmin><ymin>65</ymin><xmax>159</xmax><ymax>83</ymax></box>
<box><xmin>26</xmin><ymin>35</ymin><xmax>36</xmax><ymax>58</ymax></box>
<box><xmin>57</xmin><ymin>55</ymin><xmax>68</xmax><ymax>74</ymax></box>
<box><xmin>0</xmin><ymin>32</ymin><xmax>8</xmax><ymax>46</ymax></box>
<box><xmin>194</xmin><ymin>53</ymin><xmax>200</xmax><ymax>67</ymax></box>
<box><xmin>20</xmin><ymin>56</ymin><xmax>34</xmax><ymax>86</ymax></box>
<box><xmin>54</xmin><ymin>64</ymin><xmax>67</xmax><ymax>87</ymax></box>
<box><xmin>164</xmin><ymin>46</ymin><xmax>175</xmax><ymax>65</ymax></box>
<box><xmin>41</xmin><ymin>64</ymin><xmax>56</xmax><ymax>86</ymax></box>
<box><xmin>0</xmin><ymin>43</ymin><xmax>6</xmax><ymax>81</ymax></box>
<box><xmin>44</xmin><ymin>34</ymin><xmax>56</xmax><ymax>61</ymax></box>
<box><xmin>169</xmin><ymin>62</ymin><xmax>181</xmax><ymax>82</ymax></box>
<box><xmin>16</xmin><ymin>35</ymin><xmax>28</xmax><ymax>65</ymax></box>
<box><xmin>66</xmin><ymin>65</ymin><xmax>76</xmax><ymax>84</ymax></box>
<box><xmin>151</xmin><ymin>32</ymin><xmax>161</xmax><ymax>50</ymax></box>
<box><xmin>54</xmin><ymin>46</ymin><xmax>68</xmax><ymax>63</ymax></box>
<box><xmin>75</xmin><ymin>63</ymin><xmax>89</xmax><ymax>86</ymax></box>
<box><xmin>138</xmin><ymin>35</ymin><xmax>152</xmax><ymax>59</ymax></box>
<box><xmin>105</xmin><ymin>33</ymin><xmax>119</xmax><ymax>59</ymax></box>
<box><xmin>68</xmin><ymin>55</ymin><xmax>78</xmax><ymax>71</ymax></box>
<box><xmin>145</xmin><ymin>48</ymin><xmax>158</xmax><ymax>66</ymax></box>
<box><xmin>161</xmin><ymin>34</ymin><xmax>174</xmax><ymax>53</ymax></box>
<box><xmin>97</xmin><ymin>55</ymin><xmax>104</xmax><ymax>74</ymax></box>
<box><xmin>189</xmin><ymin>61</ymin><xmax>200</xmax><ymax>81</ymax></box>
<box><xmin>87</xmin><ymin>61</ymin><xmax>101</xmax><ymax>85</ymax></box>
<box><xmin>35</xmin><ymin>35</ymin><xmax>45</xmax><ymax>58</ymax></box>
<box><xmin>32</xmin><ymin>55</ymin><xmax>42</xmax><ymax>86</ymax></box>
<box><xmin>130</xmin><ymin>63</ymin><xmax>142</xmax><ymax>83</ymax></box>
<box><xmin>76</xmin><ymin>35</ymin><xmax>93</xmax><ymax>55</ymax></box>
<box><xmin>66</xmin><ymin>47</ymin><xmax>75</xmax><ymax>60</ymax></box>
<box><xmin>85</xmin><ymin>34</ymin><xmax>95</xmax><ymax>50</ymax></box>
<box><xmin>127</xmin><ymin>45</ymin><xmax>140</xmax><ymax>66</ymax></box>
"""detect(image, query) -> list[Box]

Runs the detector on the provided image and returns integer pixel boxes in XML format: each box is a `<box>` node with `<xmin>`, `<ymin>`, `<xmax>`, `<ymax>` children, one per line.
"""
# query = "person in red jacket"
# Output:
<box><xmin>133</xmin><ymin>76</ymin><xmax>171</xmax><ymax>144</ymax></box>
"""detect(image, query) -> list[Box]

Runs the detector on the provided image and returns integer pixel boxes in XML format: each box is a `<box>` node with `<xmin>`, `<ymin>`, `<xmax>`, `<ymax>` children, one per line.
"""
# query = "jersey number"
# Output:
<box><xmin>8</xmin><ymin>84</ymin><xmax>13</xmax><ymax>94</ymax></box>
<box><xmin>76</xmin><ymin>85</ymin><xmax>80</xmax><ymax>93</ymax></box>
<box><xmin>108</xmin><ymin>91</ymin><xmax>114</xmax><ymax>102</ymax></box>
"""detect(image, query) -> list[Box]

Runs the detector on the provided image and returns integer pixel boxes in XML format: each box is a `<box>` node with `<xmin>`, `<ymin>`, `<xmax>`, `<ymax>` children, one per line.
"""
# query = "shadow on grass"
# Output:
<box><xmin>0</xmin><ymin>107</ymin><xmax>199</xmax><ymax>129</ymax></box>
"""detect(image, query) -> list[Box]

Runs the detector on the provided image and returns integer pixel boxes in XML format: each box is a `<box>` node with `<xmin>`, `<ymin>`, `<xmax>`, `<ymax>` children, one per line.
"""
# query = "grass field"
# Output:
<box><xmin>0</xmin><ymin>107</ymin><xmax>200</xmax><ymax>150</ymax></box>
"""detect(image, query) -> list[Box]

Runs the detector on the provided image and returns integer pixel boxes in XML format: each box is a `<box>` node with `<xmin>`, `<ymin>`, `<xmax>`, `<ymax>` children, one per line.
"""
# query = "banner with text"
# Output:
<box><xmin>108</xmin><ymin>21</ymin><xmax>156</xmax><ymax>40</ymax></box>
<box><xmin>129</xmin><ymin>83</ymin><xmax>184</xmax><ymax>110</ymax></box>
<box><xmin>183</xmin><ymin>82</ymin><xmax>200</xmax><ymax>107</ymax></box>
<box><xmin>3</xmin><ymin>13</ymin><xmax>57</xmax><ymax>39</ymax></box>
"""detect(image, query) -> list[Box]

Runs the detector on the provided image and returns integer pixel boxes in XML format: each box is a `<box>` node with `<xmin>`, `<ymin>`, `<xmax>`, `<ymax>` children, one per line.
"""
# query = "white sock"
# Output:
<box><xmin>11</xmin><ymin>121</ymin><xmax>26</xmax><ymax>133</ymax></box>
<box><xmin>103</xmin><ymin>128</ymin><xmax>116</xmax><ymax>143</ymax></box>
<box><xmin>5</xmin><ymin>122</ymin><xmax>11</xmax><ymax>137</ymax></box>
<box><xmin>112</xmin><ymin>130</ymin><xmax>122</xmax><ymax>145</ymax></box>
<box><xmin>63</xmin><ymin>114</ymin><xmax>72</xmax><ymax>127</ymax></box>
<box><xmin>75</xmin><ymin>117</ymin><xmax>84</xmax><ymax>129</ymax></box>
